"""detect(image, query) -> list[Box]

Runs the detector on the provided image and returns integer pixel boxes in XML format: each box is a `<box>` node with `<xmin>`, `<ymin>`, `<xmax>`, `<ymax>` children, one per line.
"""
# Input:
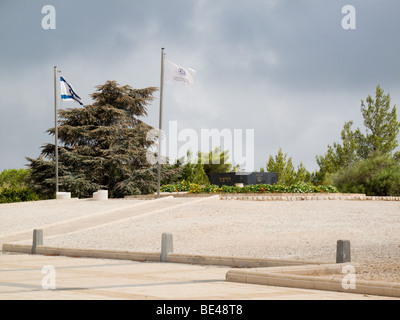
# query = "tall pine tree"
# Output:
<box><xmin>27</xmin><ymin>81</ymin><xmax>181</xmax><ymax>198</ymax></box>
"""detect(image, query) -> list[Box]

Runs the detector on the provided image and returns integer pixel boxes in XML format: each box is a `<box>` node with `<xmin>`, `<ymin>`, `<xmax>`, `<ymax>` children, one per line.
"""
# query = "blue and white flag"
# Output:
<box><xmin>60</xmin><ymin>76</ymin><xmax>84</xmax><ymax>106</ymax></box>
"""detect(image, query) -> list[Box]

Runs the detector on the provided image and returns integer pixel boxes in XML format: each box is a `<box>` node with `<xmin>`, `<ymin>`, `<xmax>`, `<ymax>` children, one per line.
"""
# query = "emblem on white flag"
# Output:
<box><xmin>164</xmin><ymin>59</ymin><xmax>195</xmax><ymax>89</ymax></box>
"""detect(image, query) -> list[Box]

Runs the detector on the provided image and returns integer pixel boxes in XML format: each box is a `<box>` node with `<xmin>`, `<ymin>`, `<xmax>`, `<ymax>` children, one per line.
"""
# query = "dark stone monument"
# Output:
<box><xmin>209</xmin><ymin>172</ymin><xmax>278</xmax><ymax>187</ymax></box>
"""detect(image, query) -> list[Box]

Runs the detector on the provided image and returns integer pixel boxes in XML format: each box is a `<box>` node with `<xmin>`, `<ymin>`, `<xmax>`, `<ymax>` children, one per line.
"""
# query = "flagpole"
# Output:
<box><xmin>54</xmin><ymin>66</ymin><xmax>59</xmax><ymax>195</ymax></box>
<box><xmin>157</xmin><ymin>48</ymin><xmax>165</xmax><ymax>198</ymax></box>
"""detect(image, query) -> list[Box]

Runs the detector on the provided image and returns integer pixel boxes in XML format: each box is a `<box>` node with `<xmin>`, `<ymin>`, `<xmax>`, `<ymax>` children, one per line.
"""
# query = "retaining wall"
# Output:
<box><xmin>125</xmin><ymin>192</ymin><xmax>400</xmax><ymax>201</ymax></box>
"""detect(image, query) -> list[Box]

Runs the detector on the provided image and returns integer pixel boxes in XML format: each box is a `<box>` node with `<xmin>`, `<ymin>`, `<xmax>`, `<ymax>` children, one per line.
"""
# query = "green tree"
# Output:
<box><xmin>359</xmin><ymin>85</ymin><xmax>399</xmax><ymax>158</ymax></box>
<box><xmin>176</xmin><ymin>146</ymin><xmax>232</xmax><ymax>185</ymax></box>
<box><xmin>0</xmin><ymin>169</ymin><xmax>42</xmax><ymax>203</ymax></box>
<box><xmin>27</xmin><ymin>81</ymin><xmax>181</xmax><ymax>198</ymax></box>
<box><xmin>199</xmin><ymin>146</ymin><xmax>232</xmax><ymax>177</ymax></box>
<box><xmin>179</xmin><ymin>150</ymin><xmax>209</xmax><ymax>185</ymax></box>
<box><xmin>266</xmin><ymin>148</ymin><xmax>309</xmax><ymax>185</ymax></box>
<box><xmin>0</xmin><ymin>169</ymin><xmax>30</xmax><ymax>190</ymax></box>
<box><xmin>314</xmin><ymin>121</ymin><xmax>360</xmax><ymax>183</ymax></box>
<box><xmin>326</xmin><ymin>152</ymin><xmax>400</xmax><ymax>196</ymax></box>
<box><xmin>315</xmin><ymin>85</ymin><xmax>399</xmax><ymax>183</ymax></box>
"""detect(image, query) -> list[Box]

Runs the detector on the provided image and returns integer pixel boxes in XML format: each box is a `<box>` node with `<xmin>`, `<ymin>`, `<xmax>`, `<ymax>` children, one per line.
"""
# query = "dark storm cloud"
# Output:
<box><xmin>1</xmin><ymin>0</ymin><xmax>400</xmax><ymax>172</ymax></box>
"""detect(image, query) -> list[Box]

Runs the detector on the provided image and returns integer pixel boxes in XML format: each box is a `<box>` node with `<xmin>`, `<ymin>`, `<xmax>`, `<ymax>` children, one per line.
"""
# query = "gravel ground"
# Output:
<box><xmin>2</xmin><ymin>197</ymin><xmax>400</xmax><ymax>282</ymax></box>
<box><xmin>0</xmin><ymin>198</ymin><xmax>142</xmax><ymax>235</ymax></box>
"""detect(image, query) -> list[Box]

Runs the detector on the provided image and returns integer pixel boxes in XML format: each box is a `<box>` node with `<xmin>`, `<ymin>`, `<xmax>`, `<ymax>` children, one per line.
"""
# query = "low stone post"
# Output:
<box><xmin>93</xmin><ymin>190</ymin><xmax>108</xmax><ymax>201</ymax></box>
<box><xmin>161</xmin><ymin>233</ymin><xmax>173</xmax><ymax>262</ymax></box>
<box><xmin>56</xmin><ymin>192</ymin><xmax>71</xmax><ymax>199</ymax></box>
<box><xmin>336</xmin><ymin>240</ymin><xmax>351</xmax><ymax>263</ymax></box>
<box><xmin>32</xmin><ymin>229</ymin><xmax>43</xmax><ymax>254</ymax></box>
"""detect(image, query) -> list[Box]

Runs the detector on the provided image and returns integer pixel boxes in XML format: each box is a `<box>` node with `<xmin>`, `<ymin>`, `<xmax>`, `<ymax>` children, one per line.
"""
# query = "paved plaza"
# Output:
<box><xmin>0</xmin><ymin>252</ymin><xmax>395</xmax><ymax>300</ymax></box>
<box><xmin>1</xmin><ymin>196</ymin><xmax>399</xmax><ymax>300</ymax></box>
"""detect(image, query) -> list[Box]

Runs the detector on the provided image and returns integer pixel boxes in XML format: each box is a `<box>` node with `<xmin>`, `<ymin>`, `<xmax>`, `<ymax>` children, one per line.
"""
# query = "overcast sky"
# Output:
<box><xmin>1</xmin><ymin>0</ymin><xmax>400</xmax><ymax>173</ymax></box>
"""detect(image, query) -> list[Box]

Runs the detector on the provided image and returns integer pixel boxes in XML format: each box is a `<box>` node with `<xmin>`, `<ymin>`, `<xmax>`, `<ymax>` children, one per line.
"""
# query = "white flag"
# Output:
<box><xmin>60</xmin><ymin>76</ymin><xmax>84</xmax><ymax>106</ymax></box>
<box><xmin>164</xmin><ymin>59</ymin><xmax>195</xmax><ymax>89</ymax></box>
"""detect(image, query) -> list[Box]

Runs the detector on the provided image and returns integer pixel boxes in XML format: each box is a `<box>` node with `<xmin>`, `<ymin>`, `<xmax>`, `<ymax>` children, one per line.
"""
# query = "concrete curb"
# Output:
<box><xmin>166</xmin><ymin>253</ymin><xmax>322</xmax><ymax>268</ymax></box>
<box><xmin>2</xmin><ymin>243</ymin><xmax>318</xmax><ymax>267</ymax></box>
<box><xmin>2</xmin><ymin>244</ymin><xmax>160</xmax><ymax>262</ymax></box>
<box><xmin>226</xmin><ymin>264</ymin><xmax>400</xmax><ymax>298</ymax></box>
<box><xmin>219</xmin><ymin>193</ymin><xmax>400</xmax><ymax>201</ymax></box>
<box><xmin>125</xmin><ymin>192</ymin><xmax>400</xmax><ymax>201</ymax></box>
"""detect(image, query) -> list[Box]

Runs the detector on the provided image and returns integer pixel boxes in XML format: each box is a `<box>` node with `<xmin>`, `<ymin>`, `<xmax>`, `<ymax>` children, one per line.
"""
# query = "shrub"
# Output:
<box><xmin>0</xmin><ymin>169</ymin><xmax>44</xmax><ymax>203</ymax></box>
<box><xmin>0</xmin><ymin>169</ymin><xmax>30</xmax><ymax>189</ymax></box>
<box><xmin>0</xmin><ymin>187</ymin><xmax>41</xmax><ymax>204</ymax></box>
<box><xmin>327</xmin><ymin>153</ymin><xmax>400</xmax><ymax>196</ymax></box>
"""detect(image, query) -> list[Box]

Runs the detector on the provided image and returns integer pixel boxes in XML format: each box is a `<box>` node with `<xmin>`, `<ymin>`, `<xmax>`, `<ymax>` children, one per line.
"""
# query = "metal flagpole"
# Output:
<box><xmin>54</xmin><ymin>66</ymin><xmax>59</xmax><ymax>195</ymax></box>
<box><xmin>157</xmin><ymin>48</ymin><xmax>165</xmax><ymax>198</ymax></box>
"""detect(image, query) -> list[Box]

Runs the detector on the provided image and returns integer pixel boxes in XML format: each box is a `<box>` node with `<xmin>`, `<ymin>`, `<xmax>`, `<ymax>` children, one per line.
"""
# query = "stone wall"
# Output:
<box><xmin>125</xmin><ymin>192</ymin><xmax>400</xmax><ymax>201</ymax></box>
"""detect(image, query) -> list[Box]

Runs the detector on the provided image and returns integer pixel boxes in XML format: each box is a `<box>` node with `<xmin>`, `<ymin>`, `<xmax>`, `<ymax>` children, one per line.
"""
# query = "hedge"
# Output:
<box><xmin>160</xmin><ymin>181</ymin><xmax>339</xmax><ymax>194</ymax></box>
<box><xmin>0</xmin><ymin>187</ymin><xmax>42</xmax><ymax>204</ymax></box>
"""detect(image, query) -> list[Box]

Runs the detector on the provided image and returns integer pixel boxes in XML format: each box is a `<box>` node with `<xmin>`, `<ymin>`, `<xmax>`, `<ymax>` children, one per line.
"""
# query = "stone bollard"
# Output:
<box><xmin>93</xmin><ymin>190</ymin><xmax>108</xmax><ymax>201</ymax></box>
<box><xmin>32</xmin><ymin>229</ymin><xmax>43</xmax><ymax>254</ymax></box>
<box><xmin>336</xmin><ymin>240</ymin><xmax>351</xmax><ymax>263</ymax></box>
<box><xmin>56</xmin><ymin>192</ymin><xmax>71</xmax><ymax>199</ymax></box>
<box><xmin>161</xmin><ymin>233</ymin><xmax>173</xmax><ymax>262</ymax></box>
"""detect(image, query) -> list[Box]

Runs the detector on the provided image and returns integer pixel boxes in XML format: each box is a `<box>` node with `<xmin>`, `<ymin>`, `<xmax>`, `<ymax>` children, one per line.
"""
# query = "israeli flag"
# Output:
<box><xmin>60</xmin><ymin>76</ymin><xmax>84</xmax><ymax>106</ymax></box>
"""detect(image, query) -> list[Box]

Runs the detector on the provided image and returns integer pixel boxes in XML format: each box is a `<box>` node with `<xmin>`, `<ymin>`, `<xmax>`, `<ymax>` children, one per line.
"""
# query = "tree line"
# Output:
<box><xmin>268</xmin><ymin>85</ymin><xmax>400</xmax><ymax>196</ymax></box>
<box><xmin>1</xmin><ymin>82</ymin><xmax>398</xmax><ymax>202</ymax></box>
